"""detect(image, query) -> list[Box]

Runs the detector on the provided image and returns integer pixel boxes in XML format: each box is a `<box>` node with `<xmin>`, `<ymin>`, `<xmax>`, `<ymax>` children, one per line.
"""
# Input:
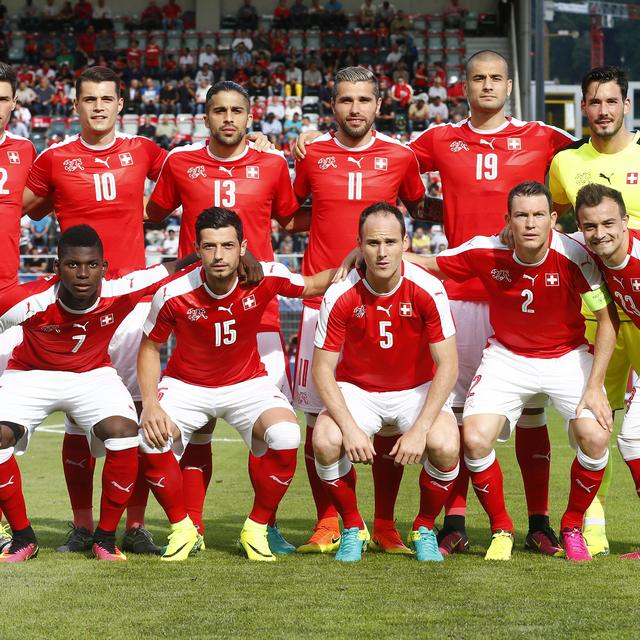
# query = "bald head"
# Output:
<box><xmin>465</xmin><ymin>50</ymin><xmax>510</xmax><ymax>79</ymax></box>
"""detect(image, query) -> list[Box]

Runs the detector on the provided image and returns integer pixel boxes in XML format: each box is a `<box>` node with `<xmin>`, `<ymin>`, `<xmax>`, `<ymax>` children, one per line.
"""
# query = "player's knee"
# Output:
<box><xmin>94</xmin><ymin>416</ymin><xmax>139</xmax><ymax>441</ymax></box>
<box><xmin>312</xmin><ymin>417</ymin><xmax>342</xmax><ymax>461</ymax></box>
<box><xmin>617</xmin><ymin>434</ymin><xmax>640</xmax><ymax>462</ymax></box>
<box><xmin>426</xmin><ymin>426</ymin><xmax>459</xmax><ymax>466</ymax></box>
<box><xmin>263</xmin><ymin>421</ymin><xmax>300</xmax><ymax>451</ymax></box>
<box><xmin>0</xmin><ymin>422</ymin><xmax>24</xmax><ymax>449</ymax></box>
<box><xmin>462</xmin><ymin>423</ymin><xmax>493</xmax><ymax>459</ymax></box>
<box><xmin>575</xmin><ymin>427</ymin><xmax>609</xmax><ymax>458</ymax></box>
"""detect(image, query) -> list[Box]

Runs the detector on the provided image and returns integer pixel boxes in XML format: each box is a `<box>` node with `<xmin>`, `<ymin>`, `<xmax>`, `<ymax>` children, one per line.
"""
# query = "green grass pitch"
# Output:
<box><xmin>2</xmin><ymin>410</ymin><xmax>639</xmax><ymax>640</ymax></box>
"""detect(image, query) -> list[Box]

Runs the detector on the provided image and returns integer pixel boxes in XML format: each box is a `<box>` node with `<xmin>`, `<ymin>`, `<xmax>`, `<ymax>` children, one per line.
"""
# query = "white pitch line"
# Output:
<box><xmin>37</xmin><ymin>423</ymin><xmax>243</xmax><ymax>442</ymax></box>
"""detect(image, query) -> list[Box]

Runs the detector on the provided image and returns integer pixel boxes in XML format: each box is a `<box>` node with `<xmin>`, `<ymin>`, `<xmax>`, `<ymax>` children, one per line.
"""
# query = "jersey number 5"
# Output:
<box><xmin>379</xmin><ymin>321</ymin><xmax>393</xmax><ymax>349</ymax></box>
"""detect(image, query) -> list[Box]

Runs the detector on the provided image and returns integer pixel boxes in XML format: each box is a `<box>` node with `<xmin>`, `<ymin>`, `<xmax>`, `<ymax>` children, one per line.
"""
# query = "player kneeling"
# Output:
<box><xmin>312</xmin><ymin>202</ymin><xmax>459</xmax><ymax>562</ymax></box>
<box><xmin>137</xmin><ymin>207</ymin><xmax>338</xmax><ymax>561</ymax></box>
<box><xmin>0</xmin><ymin>225</ymin><xmax>196</xmax><ymax>562</ymax></box>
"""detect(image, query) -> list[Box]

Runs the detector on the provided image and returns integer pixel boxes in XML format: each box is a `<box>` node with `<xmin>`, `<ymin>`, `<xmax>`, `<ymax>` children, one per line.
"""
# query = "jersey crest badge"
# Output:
<box><xmin>187</xmin><ymin>165</ymin><xmax>207</xmax><ymax>179</ymax></box>
<box><xmin>507</xmin><ymin>138</ymin><xmax>521</xmax><ymax>150</ymax></box>
<box><xmin>119</xmin><ymin>153</ymin><xmax>134</xmax><ymax>166</ymax></box>
<box><xmin>491</xmin><ymin>268</ymin><xmax>511</xmax><ymax>283</ymax></box>
<box><xmin>627</xmin><ymin>172</ymin><xmax>639</xmax><ymax>185</ymax></box>
<box><xmin>374</xmin><ymin>157</ymin><xmax>388</xmax><ymax>171</ymax></box>
<box><xmin>7</xmin><ymin>150</ymin><xmax>20</xmax><ymax>164</ymax></box>
<box><xmin>575</xmin><ymin>171</ymin><xmax>591</xmax><ymax>187</ymax></box>
<box><xmin>449</xmin><ymin>140</ymin><xmax>469</xmax><ymax>153</ymax></box>
<box><xmin>317</xmin><ymin>156</ymin><xmax>337</xmax><ymax>170</ymax></box>
<box><xmin>63</xmin><ymin>158</ymin><xmax>84</xmax><ymax>172</ymax></box>
<box><xmin>399</xmin><ymin>302</ymin><xmax>412</xmax><ymax>317</ymax></box>
<box><xmin>246</xmin><ymin>165</ymin><xmax>260</xmax><ymax>179</ymax></box>
<box><xmin>631</xmin><ymin>278</ymin><xmax>640</xmax><ymax>292</ymax></box>
<box><xmin>242</xmin><ymin>294</ymin><xmax>257</xmax><ymax>310</ymax></box>
<box><xmin>100</xmin><ymin>313</ymin><xmax>115</xmax><ymax>326</ymax></box>
<box><xmin>545</xmin><ymin>273</ymin><xmax>560</xmax><ymax>286</ymax></box>
<box><xmin>187</xmin><ymin>307</ymin><xmax>208</xmax><ymax>321</ymax></box>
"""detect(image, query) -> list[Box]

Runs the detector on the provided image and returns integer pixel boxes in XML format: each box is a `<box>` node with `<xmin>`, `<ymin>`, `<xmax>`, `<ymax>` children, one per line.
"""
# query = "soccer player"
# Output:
<box><xmin>312</xmin><ymin>202</ymin><xmax>459</xmax><ymax>562</ymax></box>
<box><xmin>411</xmin><ymin>181</ymin><xmax>617</xmax><ymax>561</ymax></box>
<box><xmin>297</xmin><ymin>52</ymin><xmax>575</xmax><ymax>556</ymax></box>
<box><xmin>549</xmin><ymin>66</ymin><xmax>640</xmax><ymax>555</ymax></box>
<box><xmin>0</xmin><ymin>62</ymin><xmax>38</xmax><ymax>551</ymax></box>
<box><xmin>0</xmin><ymin>224</ymin><xmax>197</xmax><ymax>562</ymax></box>
<box><xmin>21</xmin><ymin>66</ymin><xmax>167</xmax><ymax>555</ymax></box>
<box><xmin>574</xmin><ymin>183</ymin><xmax>640</xmax><ymax>559</ymax></box>
<box><xmin>146</xmin><ymin>81</ymin><xmax>299</xmax><ymax>551</ymax></box>
<box><xmin>292</xmin><ymin>66</ymin><xmax>426</xmax><ymax>554</ymax></box>
<box><xmin>137</xmin><ymin>207</ymin><xmax>338</xmax><ymax>562</ymax></box>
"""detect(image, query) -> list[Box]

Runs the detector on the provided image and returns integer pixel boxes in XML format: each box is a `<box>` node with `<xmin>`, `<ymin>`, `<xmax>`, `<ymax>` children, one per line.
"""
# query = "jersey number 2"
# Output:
<box><xmin>0</xmin><ymin>168</ymin><xmax>9</xmax><ymax>195</ymax></box>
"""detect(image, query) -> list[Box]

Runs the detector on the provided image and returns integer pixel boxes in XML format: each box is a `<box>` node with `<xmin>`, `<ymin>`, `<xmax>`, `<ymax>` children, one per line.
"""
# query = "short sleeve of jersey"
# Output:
<box><xmin>149</xmin><ymin>156</ymin><xmax>180</xmax><ymax>213</ymax></box>
<box><xmin>315</xmin><ymin>286</ymin><xmax>348</xmax><ymax>352</ymax></box>
<box><xmin>145</xmin><ymin>138</ymin><xmax>167</xmax><ymax>181</ymax></box>
<box><xmin>416</xmin><ymin>278</ymin><xmax>456</xmax><ymax>343</ymax></box>
<box><xmin>26</xmin><ymin>148</ymin><xmax>54</xmax><ymax>197</ymax></box>
<box><xmin>547</xmin><ymin>126</ymin><xmax>576</xmax><ymax>164</ymax></box>
<box><xmin>435</xmin><ymin>238</ymin><xmax>484</xmax><ymax>282</ymax></box>
<box><xmin>262</xmin><ymin>261</ymin><xmax>306</xmax><ymax>297</ymax></box>
<box><xmin>144</xmin><ymin>289</ymin><xmax>175</xmax><ymax>343</ymax></box>
<box><xmin>272</xmin><ymin>156</ymin><xmax>299</xmax><ymax>220</ymax></box>
<box><xmin>398</xmin><ymin>149</ymin><xmax>426</xmax><ymax>203</ymax></box>
<box><xmin>293</xmin><ymin>156</ymin><xmax>311</xmax><ymax>202</ymax></box>
<box><xmin>572</xmin><ymin>244</ymin><xmax>604</xmax><ymax>293</ymax></box>
<box><xmin>408</xmin><ymin>128</ymin><xmax>436</xmax><ymax>174</ymax></box>
<box><xmin>548</xmin><ymin>154</ymin><xmax>570</xmax><ymax>205</ymax></box>
<box><xmin>102</xmin><ymin>263</ymin><xmax>170</xmax><ymax>298</ymax></box>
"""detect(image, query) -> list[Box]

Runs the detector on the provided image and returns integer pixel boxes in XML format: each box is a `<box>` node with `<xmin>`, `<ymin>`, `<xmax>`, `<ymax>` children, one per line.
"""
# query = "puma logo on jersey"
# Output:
<box><xmin>146</xmin><ymin>477</ymin><xmax>166</xmax><ymax>489</ymax></box>
<box><xmin>523</xmin><ymin>274</ymin><xmax>539</xmax><ymax>286</ymax></box>
<box><xmin>219</xmin><ymin>166</ymin><xmax>234</xmax><ymax>177</ymax></box>
<box><xmin>269</xmin><ymin>475</ymin><xmax>292</xmax><ymax>486</ymax></box>
<box><xmin>0</xmin><ymin>476</ymin><xmax>14</xmax><ymax>489</ymax></box>
<box><xmin>376</xmin><ymin>304</ymin><xmax>392</xmax><ymax>317</ymax></box>
<box><xmin>111</xmin><ymin>481</ymin><xmax>134</xmax><ymax>493</ymax></box>
<box><xmin>347</xmin><ymin>156</ymin><xmax>364</xmax><ymax>169</ymax></box>
<box><xmin>480</xmin><ymin>138</ymin><xmax>496</xmax><ymax>150</ymax></box>
<box><xmin>218</xmin><ymin>303</ymin><xmax>234</xmax><ymax>316</ymax></box>
<box><xmin>64</xmin><ymin>458</ymin><xmax>86</xmax><ymax>468</ymax></box>
<box><xmin>95</xmin><ymin>157</ymin><xmax>110</xmax><ymax>168</ymax></box>
<box><xmin>612</xmin><ymin>275</ymin><xmax>624</xmax><ymax>289</ymax></box>
<box><xmin>599</xmin><ymin>172</ymin><xmax>613</xmax><ymax>184</ymax></box>
<box><xmin>73</xmin><ymin>322</ymin><xmax>89</xmax><ymax>331</ymax></box>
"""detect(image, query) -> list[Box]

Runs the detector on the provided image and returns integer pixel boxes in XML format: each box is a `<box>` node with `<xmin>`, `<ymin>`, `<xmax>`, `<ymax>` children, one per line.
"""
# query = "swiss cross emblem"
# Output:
<box><xmin>100</xmin><ymin>313</ymin><xmax>114</xmax><ymax>326</ymax></box>
<box><xmin>545</xmin><ymin>273</ymin><xmax>560</xmax><ymax>287</ymax></box>
<box><xmin>242</xmin><ymin>294</ymin><xmax>257</xmax><ymax>310</ymax></box>
<box><xmin>399</xmin><ymin>302</ymin><xmax>412</xmax><ymax>316</ymax></box>
<box><xmin>631</xmin><ymin>278</ymin><xmax>640</xmax><ymax>292</ymax></box>
<box><xmin>246</xmin><ymin>165</ymin><xmax>260</xmax><ymax>179</ymax></box>
<box><xmin>7</xmin><ymin>151</ymin><xmax>20</xmax><ymax>164</ymax></box>
<box><xmin>119</xmin><ymin>152</ymin><xmax>134</xmax><ymax>166</ymax></box>
<box><xmin>507</xmin><ymin>138</ymin><xmax>521</xmax><ymax>150</ymax></box>
<box><xmin>374</xmin><ymin>157</ymin><xmax>388</xmax><ymax>171</ymax></box>
<box><xmin>627</xmin><ymin>172</ymin><xmax>638</xmax><ymax>185</ymax></box>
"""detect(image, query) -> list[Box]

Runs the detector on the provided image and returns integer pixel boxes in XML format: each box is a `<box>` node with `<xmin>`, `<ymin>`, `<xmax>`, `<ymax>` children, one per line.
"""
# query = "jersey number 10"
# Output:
<box><xmin>93</xmin><ymin>173</ymin><xmax>117</xmax><ymax>201</ymax></box>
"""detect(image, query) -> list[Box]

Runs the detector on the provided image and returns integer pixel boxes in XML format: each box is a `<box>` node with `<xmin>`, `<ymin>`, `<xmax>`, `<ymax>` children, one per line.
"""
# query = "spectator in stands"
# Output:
<box><xmin>162</xmin><ymin>227</ymin><xmax>179</xmax><ymax>255</ymax></box>
<box><xmin>273</xmin><ymin>0</ymin><xmax>290</xmax><ymax>29</ymax></box>
<box><xmin>30</xmin><ymin>215</ymin><xmax>53</xmax><ymax>249</ymax></box>
<box><xmin>408</xmin><ymin>96</ymin><xmax>429</xmax><ymax>133</ymax></box>
<box><xmin>145</xmin><ymin>36</ymin><xmax>162</xmax><ymax>78</ymax></box>
<box><xmin>197</xmin><ymin>44</ymin><xmax>218</xmax><ymax>70</ymax></box>
<box><xmin>427</xmin><ymin>94</ymin><xmax>449</xmax><ymax>121</ymax></box>
<box><xmin>447</xmin><ymin>75</ymin><xmax>466</xmax><ymax>100</ymax></box>
<box><xmin>448</xmin><ymin>95</ymin><xmax>468</xmax><ymax>120</ymax></box>
<box><xmin>51</xmin><ymin>82</ymin><xmax>70</xmax><ymax>115</ymax></box>
<box><xmin>33</xmin><ymin>77</ymin><xmax>55</xmax><ymax>115</ymax></box>
<box><xmin>318</xmin><ymin>79</ymin><xmax>333</xmax><ymax>115</ymax></box>
<box><xmin>278</xmin><ymin>234</ymin><xmax>300</xmax><ymax>272</ymax></box>
<box><xmin>444</xmin><ymin>0</ymin><xmax>466</xmax><ymax>27</ymax></box>
<box><xmin>389</xmin><ymin>76</ymin><xmax>413</xmax><ymax>111</ymax></box>
<box><xmin>127</xmin><ymin>40</ymin><xmax>142</xmax><ymax>67</ymax></box>
<box><xmin>195</xmin><ymin>62</ymin><xmax>213</xmax><ymax>86</ymax></box>
<box><xmin>20</xmin><ymin>0</ymin><xmax>40</xmax><ymax>31</ymax></box>
<box><xmin>138</xmin><ymin>115</ymin><xmax>156</xmax><ymax>139</ymax></box>
<box><xmin>58</xmin><ymin>1</ymin><xmax>75</xmax><ymax>29</ymax></box>
<box><xmin>73</xmin><ymin>0</ymin><xmax>93</xmax><ymax>30</ymax></box>
<box><xmin>359</xmin><ymin>0</ymin><xmax>375</xmax><ymax>28</ymax></box>
<box><xmin>411</xmin><ymin>226</ymin><xmax>432</xmax><ymax>255</ymax></box>
<box><xmin>162</xmin><ymin>0</ymin><xmax>182</xmax><ymax>29</ymax></box>
<box><xmin>270</xmin><ymin>30</ymin><xmax>288</xmax><ymax>63</ymax></box>
<box><xmin>284</xmin><ymin>111</ymin><xmax>303</xmax><ymax>139</ymax></box>
<box><xmin>56</xmin><ymin>44</ymin><xmax>75</xmax><ymax>67</ymax></box>
<box><xmin>178</xmin><ymin>48</ymin><xmax>195</xmax><ymax>76</ymax></box>
<box><xmin>177</xmin><ymin>76</ymin><xmax>195</xmax><ymax>114</ymax></box>
<box><xmin>428</xmin><ymin>75</ymin><xmax>448</xmax><ymax>102</ymax></box>
<box><xmin>271</xmin><ymin>64</ymin><xmax>286</xmax><ymax>96</ymax></box>
<box><xmin>413</xmin><ymin>62</ymin><xmax>429</xmax><ymax>91</ymax></box>
<box><xmin>261</xmin><ymin>112</ymin><xmax>283</xmax><ymax>140</ymax></box>
<box><xmin>390</xmin><ymin>9</ymin><xmax>410</xmax><ymax>34</ymax></box>
<box><xmin>237</xmin><ymin>0</ymin><xmax>259</xmax><ymax>31</ymax></box>
<box><xmin>155</xmin><ymin>114</ymin><xmax>178</xmax><ymax>150</ymax></box>
<box><xmin>93</xmin><ymin>0</ymin><xmax>113</xmax><ymax>30</ymax></box>
<box><xmin>318</xmin><ymin>114</ymin><xmax>336</xmax><ymax>133</ymax></box>
<box><xmin>376</xmin><ymin>0</ymin><xmax>395</xmax><ymax>28</ymax></box>
<box><xmin>375</xmin><ymin>95</ymin><xmax>395</xmax><ymax>133</ymax></box>
<box><xmin>385</xmin><ymin>42</ymin><xmax>404</xmax><ymax>66</ymax></box>
<box><xmin>159</xmin><ymin>80</ymin><xmax>178</xmax><ymax>114</ymax></box>
<box><xmin>249</xmin><ymin>65</ymin><xmax>269</xmax><ymax>98</ymax></box>
<box><xmin>232</xmin><ymin>42</ymin><xmax>252</xmax><ymax>71</ymax></box>
<box><xmin>95</xmin><ymin>29</ymin><xmax>114</xmax><ymax>61</ymax></box>
<box><xmin>40</xmin><ymin>0</ymin><xmax>58</xmax><ymax>30</ymax></box>
<box><xmin>308</xmin><ymin>0</ymin><xmax>326</xmax><ymax>29</ymax></box>
<box><xmin>430</xmin><ymin>224</ymin><xmax>448</xmax><ymax>253</ymax></box>
<box><xmin>269</xmin><ymin>94</ymin><xmax>285</xmax><ymax>120</ymax></box>
<box><xmin>9</xmin><ymin>115</ymin><xmax>29</xmax><ymax>138</ymax></box>
<box><xmin>15</xmin><ymin>80</ymin><xmax>36</xmax><ymax>109</ymax></box>
<box><xmin>194</xmin><ymin>78</ymin><xmax>210</xmax><ymax>114</ymax></box>
<box><xmin>77</xmin><ymin>24</ymin><xmax>97</xmax><ymax>62</ymax></box>
<box><xmin>392</xmin><ymin>61</ymin><xmax>410</xmax><ymax>83</ymax></box>
<box><xmin>124</xmin><ymin>78</ymin><xmax>143</xmax><ymax>114</ymax></box>
<box><xmin>23</xmin><ymin>247</ymin><xmax>48</xmax><ymax>274</ymax></box>
<box><xmin>324</xmin><ymin>0</ymin><xmax>346</xmax><ymax>30</ymax></box>
<box><xmin>284</xmin><ymin>97</ymin><xmax>301</xmax><ymax>121</ymax></box>
<box><xmin>290</xmin><ymin>0</ymin><xmax>308</xmax><ymax>28</ymax></box>
<box><xmin>14</xmin><ymin>101</ymin><xmax>31</xmax><ymax>130</ymax></box>
<box><xmin>213</xmin><ymin>58</ymin><xmax>233</xmax><ymax>82</ymax></box>
<box><xmin>251</xmin><ymin>97</ymin><xmax>266</xmax><ymax>130</ymax></box>
<box><xmin>142</xmin><ymin>77</ymin><xmax>159</xmax><ymax>114</ymax></box>
<box><xmin>285</xmin><ymin>61</ymin><xmax>302</xmax><ymax>98</ymax></box>
<box><xmin>301</xmin><ymin>115</ymin><xmax>316</xmax><ymax>133</ymax></box>
<box><xmin>141</xmin><ymin>0</ymin><xmax>163</xmax><ymax>29</ymax></box>
<box><xmin>303</xmin><ymin>62</ymin><xmax>322</xmax><ymax>96</ymax></box>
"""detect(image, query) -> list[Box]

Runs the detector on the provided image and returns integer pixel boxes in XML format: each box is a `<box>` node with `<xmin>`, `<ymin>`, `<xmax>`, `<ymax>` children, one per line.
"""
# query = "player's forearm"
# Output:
<box><xmin>402</xmin><ymin>251</ymin><xmax>442</xmax><ymax>276</ymax></box>
<box><xmin>280</xmin><ymin>206</ymin><xmax>311</xmax><ymax>232</ymax></box>
<box><xmin>303</xmin><ymin>269</ymin><xmax>337</xmax><ymax>298</ymax></box>
<box><xmin>412</xmin><ymin>358</ymin><xmax>458</xmax><ymax>432</ymax></box>
<box><xmin>145</xmin><ymin>199</ymin><xmax>172</xmax><ymax>223</ymax></box>
<box><xmin>23</xmin><ymin>191</ymin><xmax>53</xmax><ymax>220</ymax></box>
<box><xmin>165</xmin><ymin>251</ymin><xmax>200</xmax><ymax>274</ymax></box>
<box><xmin>588</xmin><ymin>304</ymin><xmax>619</xmax><ymax>388</ymax></box>
<box><xmin>137</xmin><ymin>338</ymin><xmax>163</xmax><ymax>408</ymax></box>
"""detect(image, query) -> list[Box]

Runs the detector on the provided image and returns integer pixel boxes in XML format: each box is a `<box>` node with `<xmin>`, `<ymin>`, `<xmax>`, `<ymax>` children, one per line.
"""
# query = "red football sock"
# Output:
<box><xmin>444</xmin><ymin>437</ymin><xmax>469</xmax><ymax>518</ymax></box>
<box><xmin>98</xmin><ymin>447</ymin><xmax>138</xmax><ymax>533</ymax></box>
<box><xmin>469</xmin><ymin>458</ymin><xmax>514</xmax><ymax>533</ymax></box>
<box><xmin>322</xmin><ymin>466</ymin><xmax>363</xmax><ymax>530</ymax></box>
<box><xmin>625</xmin><ymin>458</ymin><xmax>640</xmax><ymax>496</ymax></box>
<box><xmin>142</xmin><ymin>451</ymin><xmax>187</xmax><ymax>524</ymax></box>
<box><xmin>304</xmin><ymin>426</ymin><xmax>338</xmax><ymax>522</ymax></box>
<box><xmin>180</xmin><ymin>441</ymin><xmax>213</xmax><ymax>534</ymax></box>
<box><xmin>0</xmin><ymin>456</ymin><xmax>29</xmax><ymax>532</ymax></box>
<box><xmin>125</xmin><ymin>454</ymin><xmax>150</xmax><ymax>530</ymax></box>
<box><xmin>62</xmin><ymin>433</ymin><xmax>95</xmax><ymax>531</ymax></box>
<box><xmin>413</xmin><ymin>466</ymin><xmax>457</xmax><ymax>530</ymax></box>
<box><xmin>249</xmin><ymin>448</ymin><xmax>297</xmax><ymax>525</ymax></box>
<box><xmin>515</xmin><ymin>425</ymin><xmax>550</xmax><ymax>516</ymax></box>
<box><xmin>561</xmin><ymin>458</ymin><xmax>605</xmax><ymax>531</ymax></box>
<box><xmin>372</xmin><ymin>433</ymin><xmax>404</xmax><ymax>523</ymax></box>
<box><xmin>248</xmin><ymin>452</ymin><xmax>278</xmax><ymax>527</ymax></box>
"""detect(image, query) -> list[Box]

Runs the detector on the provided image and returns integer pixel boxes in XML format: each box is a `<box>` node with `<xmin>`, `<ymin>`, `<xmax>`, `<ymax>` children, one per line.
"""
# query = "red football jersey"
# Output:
<box><xmin>26</xmin><ymin>132</ymin><xmax>167</xmax><ymax>274</ymax></box>
<box><xmin>593</xmin><ymin>228</ymin><xmax>640</xmax><ymax>328</ymax></box>
<box><xmin>145</xmin><ymin>261</ymin><xmax>305</xmax><ymax>387</ymax></box>
<box><xmin>0</xmin><ymin>132</ymin><xmax>37</xmax><ymax>294</ymax></box>
<box><xmin>0</xmin><ymin>264</ymin><xmax>170</xmax><ymax>372</ymax></box>
<box><xmin>149</xmin><ymin>141</ymin><xmax>298</xmax><ymax>330</ymax></box>
<box><xmin>409</xmin><ymin>118</ymin><xmax>574</xmax><ymax>300</ymax></box>
<box><xmin>436</xmin><ymin>230</ymin><xmax>604</xmax><ymax>358</ymax></box>
<box><xmin>315</xmin><ymin>260</ymin><xmax>455</xmax><ymax>392</ymax></box>
<box><xmin>294</xmin><ymin>130</ymin><xmax>425</xmax><ymax>308</ymax></box>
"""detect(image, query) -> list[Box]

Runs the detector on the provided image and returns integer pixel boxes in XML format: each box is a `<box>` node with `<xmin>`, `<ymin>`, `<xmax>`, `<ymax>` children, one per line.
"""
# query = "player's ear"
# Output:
<box><xmin>624</xmin><ymin>96</ymin><xmax>631</xmax><ymax>116</ymax></box>
<box><xmin>506</xmin><ymin>78</ymin><xmax>513</xmax><ymax>98</ymax></box>
<box><xmin>402</xmin><ymin>233</ymin><xmax>409</xmax><ymax>251</ymax></box>
<box><xmin>101</xmin><ymin>260</ymin><xmax>108</xmax><ymax>277</ymax></box>
<box><xmin>246</xmin><ymin>109</ymin><xmax>253</xmax><ymax>129</ymax></box>
<box><xmin>240</xmin><ymin>239</ymin><xmax>247</xmax><ymax>256</ymax></box>
<box><xmin>375</xmin><ymin>96</ymin><xmax>382</xmax><ymax>115</ymax></box>
<box><xmin>117</xmin><ymin>96</ymin><xmax>124</xmax><ymax>114</ymax></box>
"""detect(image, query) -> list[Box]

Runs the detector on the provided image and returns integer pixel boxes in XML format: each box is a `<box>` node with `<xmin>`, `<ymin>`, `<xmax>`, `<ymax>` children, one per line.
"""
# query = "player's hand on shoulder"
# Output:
<box><xmin>390</xmin><ymin>427</ymin><xmax>427</xmax><ymax>466</ymax></box>
<box><xmin>238</xmin><ymin>252</ymin><xmax>264</xmax><ymax>286</ymax></box>
<box><xmin>342</xmin><ymin>424</ymin><xmax>376</xmax><ymax>465</ymax></box>
<box><xmin>294</xmin><ymin>131</ymin><xmax>323</xmax><ymax>160</ymax></box>
<box><xmin>246</xmin><ymin>131</ymin><xmax>275</xmax><ymax>151</ymax></box>
<box><xmin>141</xmin><ymin>404</ymin><xmax>177</xmax><ymax>448</ymax></box>
<box><xmin>333</xmin><ymin>248</ymin><xmax>363</xmax><ymax>282</ymax></box>
<box><xmin>576</xmin><ymin>386</ymin><xmax>613</xmax><ymax>432</ymax></box>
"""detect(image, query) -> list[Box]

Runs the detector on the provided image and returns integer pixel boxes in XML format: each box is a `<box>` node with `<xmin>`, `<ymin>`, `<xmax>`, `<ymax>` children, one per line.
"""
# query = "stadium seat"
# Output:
<box><xmin>115</xmin><ymin>32</ymin><xmax>130</xmax><ymax>50</ymax></box>
<box><xmin>166</xmin><ymin>30</ymin><xmax>182</xmax><ymax>50</ymax></box>
<box><xmin>427</xmin><ymin>13</ymin><xmax>444</xmax><ymax>31</ymax></box>
<box><xmin>359</xmin><ymin>31</ymin><xmax>377</xmax><ymax>48</ymax></box>
<box><xmin>444</xmin><ymin>29</ymin><xmax>464</xmax><ymax>49</ymax></box>
<box><xmin>112</xmin><ymin>15</ymin><xmax>127</xmax><ymax>31</ymax></box>
<box><xmin>445</xmin><ymin>64</ymin><xmax>464</xmax><ymax>84</ymax></box>
<box><xmin>220</xmin><ymin>14</ymin><xmax>236</xmax><ymax>29</ymax></box>
<box><xmin>177</xmin><ymin>114</ymin><xmax>194</xmax><ymax>135</ymax></box>
<box><xmin>445</xmin><ymin>49</ymin><xmax>463</xmax><ymax>66</ymax></box>
<box><xmin>259</xmin><ymin>14</ymin><xmax>273</xmax><ymax>31</ymax></box>
<box><xmin>200</xmin><ymin>31</ymin><xmax>216</xmax><ymax>48</ymax></box>
<box><xmin>427</xmin><ymin>48</ymin><xmax>444</xmax><ymax>65</ymax></box>
<box><xmin>192</xmin><ymin>135</ymin><xmax>208</xmax><ymax>145</ymax></box>
<box><xmin>31</xmin><ymin>116</ymin><xmax>51</xmax><ymax>132</ymax></box>
<box><xmin>49</xmin><ymin>118</ymin><xmax>67</xmax><ymax>137</ymax></box>
<box><xmin>193</xmin><ymin>115</ymin><xmax>208</xmax><ymax>137</ymax></box>
<box><xmin>358</xmin><ymin>49</ymin><xmax>375</xmax><ymax>65</ymax></box>
<box><xmin>217</xmin><ymin>30</ymin><xmax>234</xmax><ymax>49</ymax></box>
<box><xmin>323</xmin><ymin>32</ymin><xmax>340</xmax><ymax>50</ymax></box>
<box><xmin>122</xmin><ymin>114</ymin><xmax>139</xmax><ymax>134</ymax></box>
<box><xmin>305</xmin><ymin>31</ymin><xmax>321</xmax><ymax>50</ymax></box>
<box><xmin>411</xmin><ymin>14</ymin><xmax>428</xmax><ymax>30</ymax></box>
<box><xmin>342</xmin><ymin>32</ymin><xmax>358</xmax><ymax>48</ymax></box>
<box><xmin>133</xmin><ymin>30</ymin><xmax>147</xmax><ymax>48</ymax></box>
<box><xmin>149</xmin><ymin>31</ymin><xmax>165</xmax><ymax>46</ymax></box>
<box><xmin>464</xmin><ymin>12</ymin><xmax>479</xmax><ymax>34</ymax></box>
<box><xmin>427</xmin><ymin>31</ymin><xmax>443</xmax><ymax>49</ymax></box>
<box><xmin>32</xmin><ymin>134</ymin><xmax>47</xmax><ymax>153</ymax></box>
<box><xmin>8</xmin><ymin>47</ymin><xmax>24</xmax><ymax>63</ymax></box>
<box><xmin>184</xmin><ymin>30</ymin><xmax>200</xmax><ymax>50</ymax></box>
<box><xmin>289</xmin><ymin>31</ymin><xmax>305</xmax><ymax>50</ymax></box>
<box><xmin>479</xmin><ymin>13</ymin><xmax>499</xmax><ymax>36</ymax></box>
<box><xmin>413</xmin><ymin>33</ymin><xmax>426</xmax><ymax>48</ymax></box>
